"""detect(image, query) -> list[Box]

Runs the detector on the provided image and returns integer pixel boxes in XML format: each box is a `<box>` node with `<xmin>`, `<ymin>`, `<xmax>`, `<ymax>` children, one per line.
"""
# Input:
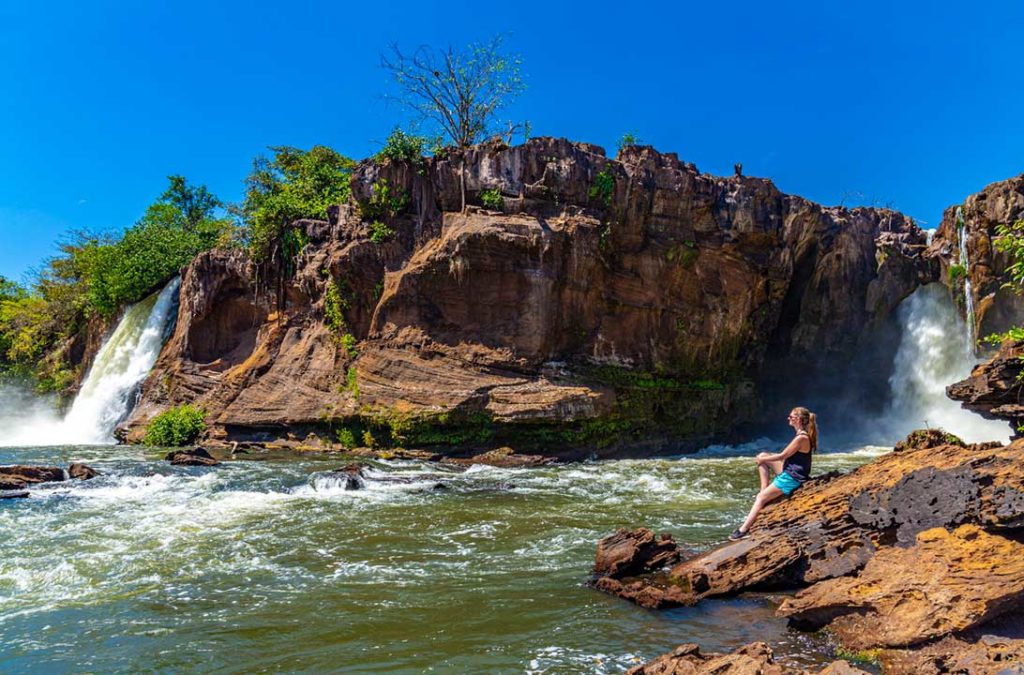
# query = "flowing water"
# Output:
<box><xmin>0</xmin><ymin>278</ymin><xmax>180</xmax><ymax>447</ymax></box>
<box><xmin>0</xmin><ymin>442</ymin><xmax>887</xmax><ymax>673</ymax></box>
<box><xmin>881</xmin><ymin>283</ymin><xmax>1011</xmax><ymax>443</ymax></box>
<box><xmin>956</xmin><ymin>206</ymin><xmax>976</xmax><ymax>351</ymax></box>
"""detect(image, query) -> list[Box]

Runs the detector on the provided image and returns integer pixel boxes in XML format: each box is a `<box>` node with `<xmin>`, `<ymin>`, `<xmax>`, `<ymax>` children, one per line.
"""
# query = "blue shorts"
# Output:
<box><xmin>772</xmin><ymin>472</ymin><xmax>802</xmax><ymax>496</ymax></box>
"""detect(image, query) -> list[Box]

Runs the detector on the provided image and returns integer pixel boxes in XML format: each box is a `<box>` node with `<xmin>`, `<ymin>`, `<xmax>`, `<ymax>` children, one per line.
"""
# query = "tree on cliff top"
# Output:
<box><xmin>381</xmin><ymin>35</ymin><xmax>525</xmax><ymax>149</ymax></box>
<box><xmin>381</xmin><ymin>36</ymin><xmax>525</xmax><ymax>211</ymax></box>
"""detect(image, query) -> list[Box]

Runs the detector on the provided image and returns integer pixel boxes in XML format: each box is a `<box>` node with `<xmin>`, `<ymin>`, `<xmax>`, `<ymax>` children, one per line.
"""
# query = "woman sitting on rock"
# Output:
<box><xmin>729</xmin><ymin>406</ymin><xmax>817</xmax><ymax>541</ymax></box>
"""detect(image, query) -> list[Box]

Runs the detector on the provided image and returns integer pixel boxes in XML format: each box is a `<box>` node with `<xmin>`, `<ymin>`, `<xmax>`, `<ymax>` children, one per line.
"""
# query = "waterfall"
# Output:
<box><xmin>883</xmin><ymin>283</ymin><xmax>1010</xmax><ymax>443</ymax></box>
<box><xmin>956</xmin><ymin>206</ymin><xmax>976</xmax><ymax>353</ymax></box>
<box><xmin>0</xmin><ymin>277</ymin><xmax>180</xmax><ymax>447</ymax></box>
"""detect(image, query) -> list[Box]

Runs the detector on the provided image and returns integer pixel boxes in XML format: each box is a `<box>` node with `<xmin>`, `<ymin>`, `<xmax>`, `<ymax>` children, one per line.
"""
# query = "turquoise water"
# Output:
<box><xmin>0</xmin><ymin>442</ymin><xmax>886</xmax><ymax>673</ymax></box>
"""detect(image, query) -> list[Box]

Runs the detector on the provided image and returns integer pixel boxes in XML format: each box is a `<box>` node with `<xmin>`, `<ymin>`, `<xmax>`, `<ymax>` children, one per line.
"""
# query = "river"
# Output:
<box><xmin>0</xmin><ymin>441</ymin><xmax>889</xmax><ymax>673</ymax></box>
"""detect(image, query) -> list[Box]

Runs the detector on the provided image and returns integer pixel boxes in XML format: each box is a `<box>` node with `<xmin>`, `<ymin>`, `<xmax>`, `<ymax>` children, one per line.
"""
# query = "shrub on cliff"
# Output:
<box><xmin>376</xmin><ymin>128</ymin><xmax>432</xmax><ymax>163</ymax></box>
<box><xmin>144</xmin><ymin>404</ymin><xmax>207</xmax><ymax>446</ymax></box>
<box><xmin>239</xmin><ymin>145</ymin><xmax>355</xmax><ymax>262</ymax></box>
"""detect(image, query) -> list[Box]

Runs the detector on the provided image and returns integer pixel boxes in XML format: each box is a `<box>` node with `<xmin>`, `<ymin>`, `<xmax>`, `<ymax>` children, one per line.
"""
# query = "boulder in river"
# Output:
<box><xmin>443</xmin><ymin>447</ymin><xmax>557</xmax><ymax>468</ymax></box>
<box><xmin>330</xmin><ymin>464</ymin><xmax>366</xmax><ymax>490</ymax></box>
<box><xmin>0</xmin><ymin>466</ymin><xmax>65</xmax><ymax>488</ymax></box>
<box><xmin>68</xmin><ymin>463</ymin><xmax>99</xmax><ymax>480</ymax></box>
<box><xmin>0</xmin><ymin>490</ymin><xmax>29</xmax><ymax>499</ymax></box>
<box><xmin>165</xmin><ymin>447</ymin><xmax>221</xmax><ymax>466</ymax></box>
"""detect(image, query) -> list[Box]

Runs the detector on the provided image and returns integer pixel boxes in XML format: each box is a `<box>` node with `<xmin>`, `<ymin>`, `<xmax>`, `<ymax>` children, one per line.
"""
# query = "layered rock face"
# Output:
<box><xmin>928</xmin><ymin>172</ymin><xmax>1024</xmax><ymax>340</ymax></box>
<box><xmin>121</xmin><ymin>138</ymin><xmax>932</xmax><ymax>452</ymax></box>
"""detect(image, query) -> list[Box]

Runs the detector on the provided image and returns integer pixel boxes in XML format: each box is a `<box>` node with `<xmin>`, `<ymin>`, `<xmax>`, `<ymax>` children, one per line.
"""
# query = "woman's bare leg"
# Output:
<box><xmin>740</xmin><ymin>484</ymin><xmax>785</xmax><ymax>533</ymax></box>
<box><xmin>757</xmin><ymin>460</ymin><xmax>784</xmax><ymax>490</ymax></box>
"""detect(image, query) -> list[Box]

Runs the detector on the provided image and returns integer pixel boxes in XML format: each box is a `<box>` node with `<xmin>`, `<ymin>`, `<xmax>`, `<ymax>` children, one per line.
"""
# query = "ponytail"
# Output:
<box><xmin>791</xmin><ymin>406</ymin><xmax>818</xmax><ymax>452</ymax></box>
<box><xmin>807</xmin><ymin>412</ymin><xmax>818</xmax><ymax>452</ymax></box>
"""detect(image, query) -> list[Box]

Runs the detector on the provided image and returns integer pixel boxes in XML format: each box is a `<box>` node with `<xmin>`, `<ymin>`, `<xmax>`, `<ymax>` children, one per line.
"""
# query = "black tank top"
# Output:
<box><xmin>782</xmin><ymin>431</ymin><xmax>813</xmax><ymax>482</ymax></box>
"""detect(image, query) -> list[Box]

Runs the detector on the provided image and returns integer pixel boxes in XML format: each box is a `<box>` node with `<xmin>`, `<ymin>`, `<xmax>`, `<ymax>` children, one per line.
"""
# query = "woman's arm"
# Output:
<box><xmin>757</xmin><ymin>436</ymin><xmax>809</xmax><ymax>463</ymax></box>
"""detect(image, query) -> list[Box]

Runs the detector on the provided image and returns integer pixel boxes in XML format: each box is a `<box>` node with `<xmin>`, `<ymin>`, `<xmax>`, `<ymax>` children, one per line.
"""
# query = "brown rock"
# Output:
<box><xmin>625</xmin><ymin>641</ymin><xmax>805</xmax><ymax>675</ymax></box>
<box><xmin>443</xmin><ymin>447</ymin><xmax>557</xmax><ymax>468</ymax></box>
<box><xmin>778</xmin><ymin>525</ymin><xmax>1024</xmax><ymax>648</ymax></box>
<box><xmin>593</xmin><ymin>528</ymin><xmax>683</xmax><ymax>579</ymax></box>
<box><xmin>594</xmin><ymin>435</ymin><xmax>1024</xmax><ymax>607</ymax></box>
<box><xmin>68</xmin><ymin>463</ymin><xmax>99</xmax><ymax>480</ymax></box>
<box><xmin>892</xmin><ymin>427</ymin><xmax>964</xmax><ymax>452</ymax></box>
<box><xmin>948</xmin><ymin>338</ymin><xmax>1024</xmax><ymax>432</ymax></box>
<box><xmin>165</xmin><ymin>447</ymin><xmax>220</xmax><ymax>466</ymax></box>
<box><xmin>877</xmin><ymin>612</ymin><xmax>1024</xmax><ymax>675</ymax></box>
<box><xmin>927</xmin><ymin>172</ymin><xmax>1024</xmax><ymax>339</ymax></box>
<box><xmin>0</xmin><ymin>465</ymin><xmax>66</xmax><ymax>489</ymax></box>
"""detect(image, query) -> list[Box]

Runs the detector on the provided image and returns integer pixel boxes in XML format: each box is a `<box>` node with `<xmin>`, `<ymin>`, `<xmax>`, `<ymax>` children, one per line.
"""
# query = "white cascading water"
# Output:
<box><xmin>0</xmin><ymin>277</ymin><xmax>180</xmax><ymax>446</ymax></box>
<box><xmin>884</xmin><ymin>282</ymin><xmax>1010</xmax><ymax>443</ymax></box>
<box><xmin>956</xmin><ymin>206</ymin><xmax>976</xmax><ymax>353</ymax></box>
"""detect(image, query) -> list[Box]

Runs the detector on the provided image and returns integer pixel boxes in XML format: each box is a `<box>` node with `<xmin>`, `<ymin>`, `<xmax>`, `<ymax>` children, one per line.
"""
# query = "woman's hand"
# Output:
<box><xmin>755</xmin><ymin>451</ymin><xmax>771</xmax><ymax>464</ymax></box>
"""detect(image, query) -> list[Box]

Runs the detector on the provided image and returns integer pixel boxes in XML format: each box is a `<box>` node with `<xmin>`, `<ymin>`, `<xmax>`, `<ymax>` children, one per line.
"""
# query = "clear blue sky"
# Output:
<box><xmin>2</xmin><ymin>0</ymin><xmax>1023</xmax><ymax>282</ymax></box>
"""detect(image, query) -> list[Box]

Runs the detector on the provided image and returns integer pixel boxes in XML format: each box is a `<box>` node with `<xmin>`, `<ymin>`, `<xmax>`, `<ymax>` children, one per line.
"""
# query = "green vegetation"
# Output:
<box><xmin>617</xmin><ymin>132</ymin><xmax>642</xmax><ymax>151</ymax></box>
<box><xmin>376</xmin><ymin>128</ymin><xmax>431</xmax><ymax>163</ymax></box>
<box><xmin>323</xmin><ymin>279</ymin><xmax>349</xmax><ymax>335</ymax></box>
<box><xmin>0</xmin><ymin>176</ymin><xmax>231</xmax><ymax>394</ymax></box>
<box><xmin>948</xmin><ymin>262</ymin><xmax>967</xmax><ymax>283</ymax></box>
<box><xmin>984</xmin><ymin>220</ymin><xmax>1024</xmax><ymax>356</ymax></box>
<box><xmin>369</xmin><ymin>221</ymin><xmax>396</xmax><ymax>244</ymax></box>
<box><xmin>345</xmin><ymin>367</ymin><xmax>360</xmax><ymax>397</ymax></box>
<box><xmin>143</xmin><ymin>404</ymin><xmax>207</xmax><ymax>446</ymax></box>
<box><xmin>479</xmin><ymin>188</ymin><xmax>504</xmax><ymax>211</ymax></box>
<box><xmin>238</xmin><ymin>145</ymin><xmax>355</xmax><ymax>262</ymax></box>
<box><xmin>341</xmin><ymin>333</ymin><xmax>358</xmax><ymax>358</ymax></box>
<box><xmin>589</xmin><ymin>167</ymin><xmax>615</xmax><ymax>206</ymax></box>
<box><xmin>335</xmin><ymin>426</ymin><xmax>358</xmax><ymax>448</ymax></box>
<box><xmin>984</xmin><ymin>326</ymin><xmax>1024</xmax><ymax>345</ymax></box>
<box><xmin>833</xmin><ymin>647</ymin><xmax>881</xmax><ymax>666</ymax></box>
<box><xmin>361</xmin><ymin>178</ymin><xmax>409</xmax><ymax>223</ymax></box>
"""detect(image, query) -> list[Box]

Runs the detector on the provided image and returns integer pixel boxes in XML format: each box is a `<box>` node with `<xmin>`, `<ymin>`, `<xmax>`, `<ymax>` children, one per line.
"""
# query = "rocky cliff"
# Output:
<box><xmin>928</xmin><ymin>172</ymin><xmax>1024</xmax><ymax>341</ymax></box>
<box><xmin>119</xmin><ymin>138</ymin><xmax>934</xmax><ymax>453</ymax></box>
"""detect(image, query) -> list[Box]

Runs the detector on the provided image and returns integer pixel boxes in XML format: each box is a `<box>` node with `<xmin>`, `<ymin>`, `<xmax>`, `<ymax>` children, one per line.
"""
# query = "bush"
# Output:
<box><xmin>376</xmin><ymin>128</ymin><xmax>430</xmax><ymax>163</ymax></box>
<box><xmin>948</xmin><ymin>263</ymin><xmax>967</xmax><ymax>283</ymax></box>
<box><xmin>336</xmin><ymin>426</ymin><xmax>357</xmax><ymax>448</ymax></box>
<box><xmin>480</xmin><ymin>188</ymin><xmax>504</xmax><ymax>211</ymax></box>
<box><xmin>324</xmin><ymin>279</ymin><xmax>348</xmax><ymax>334</ymax></box>
<box><xmin>239</xmin><ymin>145</ymin><xmax>355</xmax><ymax>261</ymax></box>
<box><xmin>369</xmin><ymin>221</ymin><xmax>395</xmax><ymax>244</ymax></box>
<box><xmin>617</xmin><ymin>132</ymin><xmax>642</xmax><ymax>152</ymax></box>
<box><xmin>361</xmin><ymin>179</ymin><xmax>409</xmax><ymax>222</ymax></box>
<box><xmin>143</xmin><ymin>404</ymin><xmax>207</xmax><ymax>446</ymax></box>
<box><xmin>341</xmin><ymin>333</ymin><xmax>358</xmax><ymax>358</ymax></box>
<box><xmin>589</xmin><ymin>167</ymin><xmax>615</xmax><ymax>206</ymax></box>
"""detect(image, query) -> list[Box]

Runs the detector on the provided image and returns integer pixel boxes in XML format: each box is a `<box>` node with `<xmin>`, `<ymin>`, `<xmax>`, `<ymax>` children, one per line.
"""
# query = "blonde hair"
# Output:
<box><xmin>791</xmin><ymin>406</ymin><xmax>818</xmax><ymax>451</ymax></box>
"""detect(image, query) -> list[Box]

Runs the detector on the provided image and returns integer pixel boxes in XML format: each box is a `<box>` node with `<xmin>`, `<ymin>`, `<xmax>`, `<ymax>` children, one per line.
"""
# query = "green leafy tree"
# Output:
<box><xmin>382</xmin><ymin>35</ymin><xmax>525</xmax><ymax>209</ymax></box>
<box><xmin>239</xmin><ymin>145</ymin><xmax>355</xmax><ymax>262</ymax></box>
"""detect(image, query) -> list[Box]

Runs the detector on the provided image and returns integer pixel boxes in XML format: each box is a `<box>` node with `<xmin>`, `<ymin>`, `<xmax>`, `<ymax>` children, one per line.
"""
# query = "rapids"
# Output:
<box><xmin>0</xmin><ymin>443</ymin><xmax>886</xmax><ymax>672</ymax></box>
